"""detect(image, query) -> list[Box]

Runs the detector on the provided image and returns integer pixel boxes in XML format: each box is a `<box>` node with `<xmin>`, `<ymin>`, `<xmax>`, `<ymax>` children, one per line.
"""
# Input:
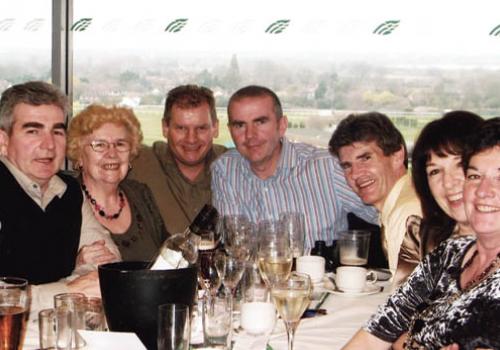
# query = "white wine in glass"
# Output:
<box><xmin>270</xmin><ymin>272</ymin><xmax>312</xmax><ymax>350</ymax></box>
<box><xmin>257</xmin><ymin>221</ymin><xmax>293</xmax><ymax>287</ymax></box>
<box><xmin>258</xmin><ymin>256</ymin><xmax>293</xmax><ymax>286</ymax></box>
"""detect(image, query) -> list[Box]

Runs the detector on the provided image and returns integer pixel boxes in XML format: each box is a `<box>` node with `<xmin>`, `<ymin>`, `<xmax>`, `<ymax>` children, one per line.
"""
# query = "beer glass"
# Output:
<box><xmin>53</xmin><ymin>293</ymin><xmax>87</xmax><ymax>349</ymax></box>
<box><xmin>0</xmin><ymin>277</ymin><xmax>29</xmax><ymax>350</ymax></box>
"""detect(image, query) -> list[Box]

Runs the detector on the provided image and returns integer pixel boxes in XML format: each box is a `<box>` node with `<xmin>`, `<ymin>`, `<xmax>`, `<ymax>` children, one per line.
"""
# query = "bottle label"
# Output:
<box><xmin>150</xmin><ymin>249</ymin><xmax>188</xmax><ymax>270</ymax></box>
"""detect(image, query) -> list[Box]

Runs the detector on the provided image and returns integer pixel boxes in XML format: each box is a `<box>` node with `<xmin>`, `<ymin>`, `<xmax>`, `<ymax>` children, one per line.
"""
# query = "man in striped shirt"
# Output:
<box><xmin>211</xmin><ymin>85</ymin><xmax>377</xmax><ymax>249</ymax></box>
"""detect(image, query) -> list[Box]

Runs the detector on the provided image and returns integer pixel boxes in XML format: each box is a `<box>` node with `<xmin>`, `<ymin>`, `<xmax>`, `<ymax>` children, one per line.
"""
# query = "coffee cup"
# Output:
<box><xmin>335</xmin><ymin>266</ymin><xmax>377</xmax><ymax>293</ymax></box>
<box><xmin>296</xmin><ymin>255</ymin><xmax>325</xmax><ymax>283</ymax></box>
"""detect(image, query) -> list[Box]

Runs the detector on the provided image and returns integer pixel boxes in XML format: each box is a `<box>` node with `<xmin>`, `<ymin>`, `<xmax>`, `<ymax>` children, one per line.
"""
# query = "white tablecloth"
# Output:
<box><xmin>23</xmin><ymin>283</ymin><xmax>391</xmax><ymax>350</ymax></box>
<box><xmin>235</xmin><ymin>282</ymin><xmax>391</xmax><ymax>350</ymax></box>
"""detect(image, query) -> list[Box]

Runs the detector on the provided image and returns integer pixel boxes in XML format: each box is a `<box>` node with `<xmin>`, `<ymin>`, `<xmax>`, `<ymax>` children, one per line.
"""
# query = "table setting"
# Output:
<box><xmin>10</xmin><ymin>216</ymin><xmax>392</xmax><ymax>350</ymax></box>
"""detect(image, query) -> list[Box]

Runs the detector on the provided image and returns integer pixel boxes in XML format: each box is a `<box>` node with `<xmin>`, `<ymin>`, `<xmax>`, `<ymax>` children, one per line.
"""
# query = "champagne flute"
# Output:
<box><xmin>279</xmin><ymin>212</ymin><xmax>305</xmax><ymax>259</ymax></box>
<box><xmin>258</xmin><ymin>220</ymin><xmax>293</xmax><ymax>287</ymax></box>
<box><xmin>270</xmin><ymin>272</ymin><xmax>312</xmax><ymax>350</ymax></box>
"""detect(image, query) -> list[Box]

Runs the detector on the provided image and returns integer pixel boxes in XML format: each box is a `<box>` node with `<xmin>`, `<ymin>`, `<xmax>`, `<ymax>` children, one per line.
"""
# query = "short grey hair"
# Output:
<box><xmin>0</xmin><ymin>81</ymin><xmax>68</xmax><ymax>134</ymax></box>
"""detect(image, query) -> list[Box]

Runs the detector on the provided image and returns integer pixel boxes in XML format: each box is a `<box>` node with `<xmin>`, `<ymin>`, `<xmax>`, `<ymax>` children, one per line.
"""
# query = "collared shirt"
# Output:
<box><xmin>211</xmin><ymin>138</ymin><xmax>378</xmax><ymax>249</ymax></box>
<box><xmin>380</xmin><ymin>173</ymin><xmax>422</xmax><ymax>281</ymax></box>
<box><xmin>129</xmin><ymin>141</ymin><xmax>227</xmax><ymax>234</ymax></box>
<box><xmin>0</xmin><ymin>156</ymin><xmax>120</xmax><ymax>313</ymax></box>
<box><xmin>1</xmin><ymin>156</ymin><xmax>66</xmax><ymax>210</ymax></box>
<box><xmin>0</xmin><ymin>156</ymin><xmax>119</xmax><ymax>255</ymax></box>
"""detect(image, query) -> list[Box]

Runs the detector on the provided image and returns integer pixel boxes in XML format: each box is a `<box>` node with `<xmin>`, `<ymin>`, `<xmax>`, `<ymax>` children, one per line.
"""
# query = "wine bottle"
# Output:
<box><xmin>149</xmin><ymin>204</ymin><xmax>219</xmax><ymax>270</ymax></box>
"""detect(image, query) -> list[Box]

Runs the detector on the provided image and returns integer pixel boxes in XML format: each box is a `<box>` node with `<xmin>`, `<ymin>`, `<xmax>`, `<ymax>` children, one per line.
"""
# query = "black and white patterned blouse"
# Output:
<box><xmin>365</xmin><ymin>236</ymin><xmax>500</xmax><ymax>350</ymax></box>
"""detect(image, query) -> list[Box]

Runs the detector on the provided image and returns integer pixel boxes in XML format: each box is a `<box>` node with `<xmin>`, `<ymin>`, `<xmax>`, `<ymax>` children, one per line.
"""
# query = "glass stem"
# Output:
<box><xmin>286</xmin><ymin>322</ymin><xmax>298</xmax><ymax>350</ymax></box>
<box><xmin>228</xmin><ymin>290</ymin><xmax>234</xmax><ymax>349</ymax></box>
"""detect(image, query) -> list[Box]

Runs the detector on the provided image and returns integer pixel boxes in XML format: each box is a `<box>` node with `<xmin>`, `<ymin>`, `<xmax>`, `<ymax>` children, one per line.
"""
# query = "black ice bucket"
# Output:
<box><xmin>98</xmin><ymin>261</ymin><xmax>198</xmax><ymax>350</ymax></box>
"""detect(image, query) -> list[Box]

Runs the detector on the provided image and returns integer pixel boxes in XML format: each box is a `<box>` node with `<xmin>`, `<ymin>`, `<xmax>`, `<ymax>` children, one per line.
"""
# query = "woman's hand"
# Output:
<box><xmin>76</xmin><ymin>239</ymin><xmax>119</xmax><ymax>266</ymax></box>
<box><xmin>392</xmin><ymin>332</ymin><xmax>408</xmax><ymax>350</ymax></box>
<box><xmin>440</xmin><ymin>345</ymin><xmax>459</xmax><ymax>350</ymax></box>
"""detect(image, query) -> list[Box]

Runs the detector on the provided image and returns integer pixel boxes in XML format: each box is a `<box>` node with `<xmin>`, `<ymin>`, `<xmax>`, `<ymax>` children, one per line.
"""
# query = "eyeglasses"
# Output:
<box><xmin>88</xmin><ymin>140</ymin><xmax>131</xmax><ymax>153</ymax></box>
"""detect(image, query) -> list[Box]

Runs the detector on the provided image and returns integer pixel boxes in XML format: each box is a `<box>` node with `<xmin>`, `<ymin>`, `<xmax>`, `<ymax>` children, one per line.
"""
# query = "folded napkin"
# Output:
<box><xmin>78</xmin><ymin>330</ymin><xmax>147</xmax><ymax>350</ymax></box>
<box><xmin>233</xmin><ymin>330</ymin><xmax>272</xmax><ymax>350</ymax></box>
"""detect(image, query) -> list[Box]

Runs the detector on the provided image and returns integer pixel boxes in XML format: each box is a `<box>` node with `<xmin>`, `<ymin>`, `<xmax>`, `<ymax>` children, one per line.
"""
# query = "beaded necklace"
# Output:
<box><xmin>81</xmin><ymin>183</ymin><xmax>125</xmax><ymax>220</ymax></box>
<box><xmin>461</xmin><ymin>249</ymin><xmax>500</xmax><ymax>290</ymax></box>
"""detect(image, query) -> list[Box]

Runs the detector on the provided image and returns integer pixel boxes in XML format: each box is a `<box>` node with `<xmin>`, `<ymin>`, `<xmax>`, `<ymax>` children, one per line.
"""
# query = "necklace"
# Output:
<box><xmin>81</xmin><ymin>183</ymin><xmax>125</xmax><ymax>220</ymax></box>
<box><xmin>404</xmin><ymin>247</ymin><xmax>500</xmax><ymax>350</ymax></box>
<box><xmin>461</xmin><ymin>249</ymin><xmax>500</xmax><ymax>290</ymax></box>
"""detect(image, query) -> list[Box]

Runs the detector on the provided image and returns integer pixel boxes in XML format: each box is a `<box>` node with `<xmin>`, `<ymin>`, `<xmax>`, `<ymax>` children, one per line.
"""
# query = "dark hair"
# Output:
<box><xmin>463</xmin><ymin>116</ymin><xmax>500</xmax><ymax>171</ymax></box>
<box><xmin>227</xmin><ymin>85</ymin><xmax>283</xmax><ymax>120</ymax></box>
<box><xmin>328</xmin><ymin>111</ymin><xmax>408</xmax><ymax>168</ymax></box>
<box><xmin>411</xmin><ymin>110</ymin><xmax>483</xmax><ymax>255</ymax></box>
<box><xmin>0</xmin><ymin>81</ymin><xmax>68</xmax><ymax>134</ymax></box>
<box><xmin>163</xmin><ymin>84</ymin><xmax>217</xmax><ymax>125</ymax></box>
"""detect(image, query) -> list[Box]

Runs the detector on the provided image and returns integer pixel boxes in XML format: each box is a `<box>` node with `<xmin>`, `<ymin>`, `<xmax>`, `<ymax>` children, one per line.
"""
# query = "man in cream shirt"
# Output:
<box><xmin>0</xmin><ymin>81</ymin><xmax>120</xmax><ymax>340</ymax></box>
<box><xmin>329</xmin><ymin>112</ymin><xmax>422</xmax><ymax>285</ymax></box>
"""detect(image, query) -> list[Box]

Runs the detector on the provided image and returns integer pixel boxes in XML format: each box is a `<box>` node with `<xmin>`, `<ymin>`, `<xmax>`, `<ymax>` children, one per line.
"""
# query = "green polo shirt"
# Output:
<box><xmin>128</xmin><ymin>141</ymin><xmax>226</xmax><ymax>234</ymax></box>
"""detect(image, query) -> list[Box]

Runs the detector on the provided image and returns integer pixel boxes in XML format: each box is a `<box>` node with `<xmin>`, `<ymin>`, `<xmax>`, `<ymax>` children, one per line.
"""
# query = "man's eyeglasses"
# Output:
<box><xmin>88</xmin><ymin>140</ymin><xmax>131</xmax><ymax>153</ymax></box>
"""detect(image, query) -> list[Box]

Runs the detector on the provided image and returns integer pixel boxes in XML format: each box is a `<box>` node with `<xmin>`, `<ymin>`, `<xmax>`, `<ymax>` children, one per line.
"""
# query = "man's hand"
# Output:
<box><xmin>67</xmin><ymin>271</ymin><xmax>101</xmax><ymax>297</ymax></box>
<box><xmin>76</xmin><ymin>240</ymin><xmax>118</xmax><ymax>266</ymax></box>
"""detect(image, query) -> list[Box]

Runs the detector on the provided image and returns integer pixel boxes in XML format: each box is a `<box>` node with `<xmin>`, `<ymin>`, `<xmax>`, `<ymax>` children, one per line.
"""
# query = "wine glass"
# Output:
<box><xmin>212</xmin><ymin>251</ymin><xmax>246</xmax><ymax>345</ymax></box>
<box><xmin>214</xmin><ymin>250</ymin><xmax>227</xmax><ymax>283</ymax></box>
<box><xmin>279</xmin><ymin>212</ymin><xmax>305</xmax><ymax>259</ymax></box>
<box><xmin>218</xmin><ymin>253</ymin><xmax>246</xmax><ymax>296</ymax></box>
<box><xmin>221</xmin><ymin>215</ymin><xmax>253</xmax><ymax>260</ymax></box>
<box><xmin>270</xmin><ymin>272</ymin><xmax>312</xmax><ymax>350</ymax></box>
<box><xmin>258</xmin><ymin>220</ymin><xmax>293</xmax><ymax>287</ymax></box>
<box><xmin>199</xmin><ymin>258</ymin><xmax>221</xmax><ymax>296</ymax></box>
<box><xmin>198</xmin><ymin>231</ymin><xmax>221</xmax><ymax>295</ymax></box>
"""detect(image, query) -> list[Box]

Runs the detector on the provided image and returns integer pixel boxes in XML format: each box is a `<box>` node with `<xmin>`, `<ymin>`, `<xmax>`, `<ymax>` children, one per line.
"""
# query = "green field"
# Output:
<box><xmin>75</xmin><ymin>104</ymin><xmax>437</xmax><ymax>149</ymax></box>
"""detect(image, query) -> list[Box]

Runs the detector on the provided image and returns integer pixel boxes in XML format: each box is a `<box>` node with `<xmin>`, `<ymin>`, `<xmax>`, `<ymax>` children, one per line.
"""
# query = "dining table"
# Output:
<box><xmin>22</xmin><ymin>279</ymin><xmax>392</xmax><ymax>350</ymax></box>
<box><xmin>234</xmin><ymin>278</ymin><xmax>392</xmax><ymax>350</ymax></box>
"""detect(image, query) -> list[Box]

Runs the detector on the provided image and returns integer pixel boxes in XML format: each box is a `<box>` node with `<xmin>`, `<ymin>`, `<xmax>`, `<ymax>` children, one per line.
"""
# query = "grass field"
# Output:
<box><xmin>75</xmin><ymin>104</ymin><xmax>437</xmax><ymax>149</ymax></box>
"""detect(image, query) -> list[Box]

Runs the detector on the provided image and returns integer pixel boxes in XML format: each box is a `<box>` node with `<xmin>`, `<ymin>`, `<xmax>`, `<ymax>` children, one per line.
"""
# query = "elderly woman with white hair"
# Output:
<box><xmin>67</xmin><ymin>104</ymin><xmax>169</xmax><ymax>261</ymax></box>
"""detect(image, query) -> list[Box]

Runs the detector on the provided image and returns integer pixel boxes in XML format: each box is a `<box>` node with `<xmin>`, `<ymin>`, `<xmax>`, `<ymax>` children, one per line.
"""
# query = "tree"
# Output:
<box><xmin>222</xmin><ymin>54</ymin><xmax>241</xmax><ymax>92</ymax></box>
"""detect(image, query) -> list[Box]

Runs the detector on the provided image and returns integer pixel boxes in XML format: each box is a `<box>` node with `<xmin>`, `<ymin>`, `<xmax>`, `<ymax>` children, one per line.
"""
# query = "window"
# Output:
<box><xmin>0</xmin><ymin>0</ymin><xmax>52</xmax><ymax>89</ymax></box>
<box><xmin>5</xmin><ymin>0</ymin><xmax>500</xmax><ymax>149</ymax></box>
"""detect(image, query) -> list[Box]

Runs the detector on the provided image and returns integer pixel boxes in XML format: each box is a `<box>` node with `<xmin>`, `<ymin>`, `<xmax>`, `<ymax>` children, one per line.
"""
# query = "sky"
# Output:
<box><xmin>1</xmin><ymin>0</ymin><xmax>500</xmax><ymax>64</ymax></box>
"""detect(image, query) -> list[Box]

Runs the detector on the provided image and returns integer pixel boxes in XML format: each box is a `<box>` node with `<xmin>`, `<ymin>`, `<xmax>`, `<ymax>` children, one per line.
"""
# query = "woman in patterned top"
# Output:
<box><xmin>341</xmin><ymin>117</ymin><xmax>500</xmax><ymax>350</ymax></box>
<box><xmin>412</xmin><ymin>111</ymin><xmax>483</xmax><ymax>256</ymax></box>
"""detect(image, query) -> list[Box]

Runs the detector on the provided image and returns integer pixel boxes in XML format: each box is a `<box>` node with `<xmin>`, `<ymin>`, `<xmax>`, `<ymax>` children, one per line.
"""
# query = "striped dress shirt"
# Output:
<box><xmin>211</xmin><ymin>138</ymin><xmax>378</xmax><ymax>249</ymax></box>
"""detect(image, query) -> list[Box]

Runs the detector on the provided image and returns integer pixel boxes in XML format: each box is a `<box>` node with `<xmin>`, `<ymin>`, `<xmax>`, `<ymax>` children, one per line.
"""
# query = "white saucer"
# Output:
<box><xmin>327</xmin><ymin>284</ymin><xmax>382</xmax><ymax>296</ymax></box>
